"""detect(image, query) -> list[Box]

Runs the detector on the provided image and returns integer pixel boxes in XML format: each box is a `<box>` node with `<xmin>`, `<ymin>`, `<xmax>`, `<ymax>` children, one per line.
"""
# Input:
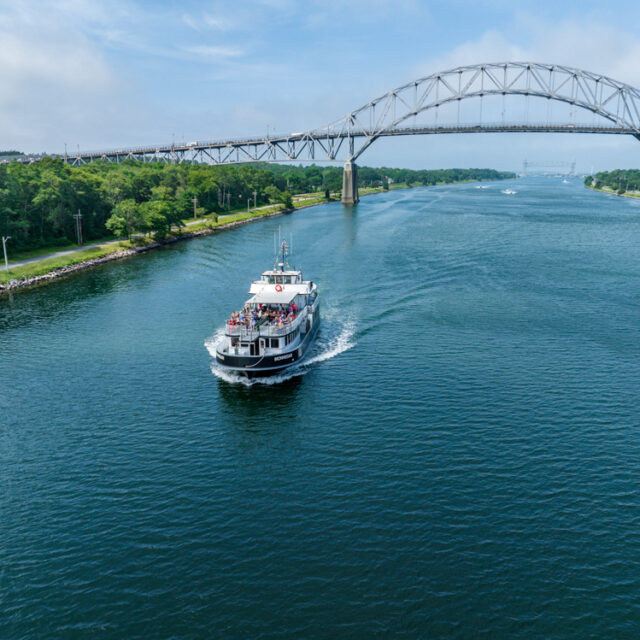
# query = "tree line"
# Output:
<box><xmin>585</xmin><ymin>169</ymin><xmax>640</xmax><ymax>194</ymax></box>
<box><xmin>265</xmin><ymin>163</ymin><xmax>514</xmax><ymax>192</ymax></box>
<box><xmin>0</xmin><ymin>157</ymin><xmax>514</xmax><ymax>251</ymax></box>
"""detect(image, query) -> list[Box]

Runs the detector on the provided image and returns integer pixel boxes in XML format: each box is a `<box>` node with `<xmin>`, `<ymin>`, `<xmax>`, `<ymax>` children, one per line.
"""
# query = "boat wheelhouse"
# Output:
<box><xmin>215</xmin><ymin>241</ymin><xmax>320</xmax><ymax>377</ymax></box>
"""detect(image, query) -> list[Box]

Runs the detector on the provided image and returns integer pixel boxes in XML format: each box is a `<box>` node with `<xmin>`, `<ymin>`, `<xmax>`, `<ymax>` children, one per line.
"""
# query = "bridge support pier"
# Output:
<box><xmin>341</xmin><ymin>161</ymin><xmax>359</xmax><ymax>205</ymax></box>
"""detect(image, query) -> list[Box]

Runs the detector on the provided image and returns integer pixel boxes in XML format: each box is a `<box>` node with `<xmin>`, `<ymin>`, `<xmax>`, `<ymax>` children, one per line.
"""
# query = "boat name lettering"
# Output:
<box><xmin>274</xmin><ymin>353</ymin><xmax>293</xmax><ymax>362</ymax></box>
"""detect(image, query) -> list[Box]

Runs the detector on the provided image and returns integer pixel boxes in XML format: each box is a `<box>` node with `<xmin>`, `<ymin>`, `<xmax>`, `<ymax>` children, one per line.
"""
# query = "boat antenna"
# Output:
<box><xmin>289</xmin><ymin>233</ymin><xmax>294</xmax><ymax>269</ymax></box>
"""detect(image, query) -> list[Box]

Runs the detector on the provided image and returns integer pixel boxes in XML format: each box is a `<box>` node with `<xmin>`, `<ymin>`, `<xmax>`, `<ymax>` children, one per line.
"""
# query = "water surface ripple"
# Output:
<box><xmin>2</xmin><ymin>178</ymin><xmax>640</xmax><ymax>638</ymax></box>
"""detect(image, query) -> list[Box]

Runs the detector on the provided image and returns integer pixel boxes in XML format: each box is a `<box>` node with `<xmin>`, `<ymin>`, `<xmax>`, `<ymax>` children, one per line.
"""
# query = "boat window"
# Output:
<box><xmin>275</xmin><ymin>275</ymin><xmax>283</xmax><ymax>284</ymax></box>
<box><xmin>284</xmin><ymin>276</ymin><xmax>291</xmax><ymax>284</ymax></box>
<box><xmin>268</xmin><ymin>276</ymin><xmax>275</xmax><ymax>284</ymax></box>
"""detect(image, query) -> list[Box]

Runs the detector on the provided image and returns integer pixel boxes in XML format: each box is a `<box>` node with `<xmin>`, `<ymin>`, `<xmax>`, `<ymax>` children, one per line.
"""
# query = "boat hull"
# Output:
<box><xmin>215</xmin><ymin>316</ymin><xmax>320</xmax><ymax>378</ymax></box>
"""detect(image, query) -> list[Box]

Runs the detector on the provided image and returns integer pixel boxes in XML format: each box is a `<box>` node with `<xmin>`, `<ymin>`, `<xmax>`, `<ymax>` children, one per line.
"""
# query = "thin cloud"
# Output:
<box><xmin>185</xmin><ymin>45</ymin><xmax>245</xmax><ymax>59</ymax></box>
<box><xmin>413</xmin><ymin>15</ymin><xmax>640</xmax><ymax>86</ymax></box>
<box><xmin>182</xmin><ymin>12</ymin><xmax>235</xmax><ymax>32</ymax></box>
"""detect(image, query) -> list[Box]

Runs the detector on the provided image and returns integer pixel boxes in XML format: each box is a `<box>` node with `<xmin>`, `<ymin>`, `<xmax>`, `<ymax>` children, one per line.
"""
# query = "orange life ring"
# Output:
<box><xmin>275</xmin><ymin>284</ymin><xmax>283</xmax><ymax>292</ymax></box>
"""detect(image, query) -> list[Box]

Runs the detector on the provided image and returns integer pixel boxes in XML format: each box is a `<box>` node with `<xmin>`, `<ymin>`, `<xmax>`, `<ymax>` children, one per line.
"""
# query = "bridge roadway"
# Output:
<box><xmin>4</xmin><ymin>123</ymin><xmax>635</xmax><ymax>168</ymax></box>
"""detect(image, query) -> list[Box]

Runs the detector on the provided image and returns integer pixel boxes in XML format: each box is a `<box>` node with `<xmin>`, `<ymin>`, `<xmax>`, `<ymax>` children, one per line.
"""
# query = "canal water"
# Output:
<box><xmin>2</xmin><ymin>178</ymin><xmax>640</xmax><ymax>638</ymax></box>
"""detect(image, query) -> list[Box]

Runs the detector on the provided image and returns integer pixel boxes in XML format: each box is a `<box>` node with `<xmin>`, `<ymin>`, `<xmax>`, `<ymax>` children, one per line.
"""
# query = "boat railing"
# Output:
<box><xmin>226</xmin><ymin>308</ymin><xmax>308</xmax><ymax>338</ymax></box>
<box><xmin>225</xmin><ymin>325</ymin><xmax>260</xmax><ymax>339</ymax></box>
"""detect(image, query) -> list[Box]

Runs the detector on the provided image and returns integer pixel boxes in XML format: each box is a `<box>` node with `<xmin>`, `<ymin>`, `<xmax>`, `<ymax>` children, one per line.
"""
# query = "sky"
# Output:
<box><xmin>2</xmin><ymin>0</ymin><xmax>640</xmax><ymax>172</ymax></box>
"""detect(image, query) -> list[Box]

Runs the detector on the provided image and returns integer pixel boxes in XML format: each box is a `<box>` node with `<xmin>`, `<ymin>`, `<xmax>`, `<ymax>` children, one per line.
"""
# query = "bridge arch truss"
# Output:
<box><xmin>330</xmin><ymin>62</ymin><xmax>640</xmax><ymax>160</ymax></box>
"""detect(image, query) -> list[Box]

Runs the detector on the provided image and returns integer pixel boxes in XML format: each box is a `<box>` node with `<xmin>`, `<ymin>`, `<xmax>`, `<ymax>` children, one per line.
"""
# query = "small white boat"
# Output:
<box><xmin>502</xmin><ymin>189</ymin><xmax>517</xmax><ymax>195</ymax></box>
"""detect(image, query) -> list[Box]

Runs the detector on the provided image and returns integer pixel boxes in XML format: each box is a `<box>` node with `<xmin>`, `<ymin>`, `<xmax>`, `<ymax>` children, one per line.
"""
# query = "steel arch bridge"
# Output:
<box><xmin>8</xmin><ymin>62</ymin><xmax>640</xmax><ymax>201</ymax></box>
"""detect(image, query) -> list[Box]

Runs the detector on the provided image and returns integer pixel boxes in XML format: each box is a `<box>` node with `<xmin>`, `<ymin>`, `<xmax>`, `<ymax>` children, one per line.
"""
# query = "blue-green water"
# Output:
<box><xmin>2</xmin><ymin>178</ymin><xmax>640</xmax><ymax>638</ymax></box>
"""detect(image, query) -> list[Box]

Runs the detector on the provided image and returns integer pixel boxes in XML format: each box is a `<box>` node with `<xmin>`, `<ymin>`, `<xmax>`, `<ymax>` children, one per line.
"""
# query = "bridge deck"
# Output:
<box><xmin>4</xmin><ymin>123</ymin><xmax>637</xmax><ymax>166</ymax></box>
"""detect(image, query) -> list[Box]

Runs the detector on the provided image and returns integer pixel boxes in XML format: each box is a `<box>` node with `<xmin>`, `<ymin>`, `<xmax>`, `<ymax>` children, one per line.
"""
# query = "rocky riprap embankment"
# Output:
<box><xmin>0</xmin><ymin>247</ymin><xmax>140</xmax><ymax>294</ymax></box>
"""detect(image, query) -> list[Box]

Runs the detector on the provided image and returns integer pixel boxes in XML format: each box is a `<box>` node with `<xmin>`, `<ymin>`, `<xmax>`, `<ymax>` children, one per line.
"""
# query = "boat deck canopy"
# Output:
<box><xmin>248</xmin><ymin>290</ymin><xmax>298</xmax><ymax>305</ymax></box>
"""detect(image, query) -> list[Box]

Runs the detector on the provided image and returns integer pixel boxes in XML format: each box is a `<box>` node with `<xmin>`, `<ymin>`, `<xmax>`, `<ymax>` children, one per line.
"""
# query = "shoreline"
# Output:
<box><xmin>586</xmin><ymin>185</ymin><xmax>640</xmax><ymax>199</ymax></box>
<box><xmin>0</xmin><ymin>180</ymin><xmax>501</xmax><ymax>296</ymax></box>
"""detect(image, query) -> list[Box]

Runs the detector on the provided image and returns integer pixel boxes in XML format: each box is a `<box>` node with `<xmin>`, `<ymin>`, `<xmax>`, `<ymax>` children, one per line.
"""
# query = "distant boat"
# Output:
<box><xmin>475</xmin><ymin>185</ymin><xmax>489</xmax><ymax>189</ymax></box>
<box><xmin>562</xmin><ymin>179</ymin><xmax>569</xmax><ymax>184</ymax></box>
<box><xmin>502</xmin><ymin>189</ymin><xmax>517</xmax><ymax>195</ymax></box>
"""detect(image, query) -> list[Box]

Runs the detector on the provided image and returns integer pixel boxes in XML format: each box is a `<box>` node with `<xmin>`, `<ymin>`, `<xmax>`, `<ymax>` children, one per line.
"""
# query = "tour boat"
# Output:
<box><xmin>215</xmin><ymin>241</ymin><xmax>320</xmax><ymax>377</ymax></box>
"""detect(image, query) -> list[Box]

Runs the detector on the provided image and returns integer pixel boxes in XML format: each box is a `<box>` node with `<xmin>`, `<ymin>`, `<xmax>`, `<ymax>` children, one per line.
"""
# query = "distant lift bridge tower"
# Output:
<box><xmin>522</xmin><ymin>159</ymin><xmax>577</xmax><ymax>177</ymax></box>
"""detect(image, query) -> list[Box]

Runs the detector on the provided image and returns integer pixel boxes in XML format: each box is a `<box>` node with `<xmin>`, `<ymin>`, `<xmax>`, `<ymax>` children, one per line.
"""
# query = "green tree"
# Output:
<box><xmin>139</xmin><ymin>200</ymin><xmax>183</xmax><ymax>239</ymax></box>
<box><xmin>265</xmin><ymin>185</ymin><xmax>282</xmax><ymax>204</ymax></box>
<box><xmin>105</xmin><ymin>199</ymin><xmax>142</xmax><ymax>239</ymax></box>
<box><xmin>281</xmin><ymin>191</ymin><xmax>293</xmax><ymax>209</ymax></box>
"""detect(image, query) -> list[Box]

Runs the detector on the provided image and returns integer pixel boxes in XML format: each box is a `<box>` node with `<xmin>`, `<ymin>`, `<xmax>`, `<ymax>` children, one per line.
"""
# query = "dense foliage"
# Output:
<box><xmin>264</xmin><ymin>163</ymin><xmax>514</xmax><ymax>192</ymax></box>
<box><xmin>584</xmin><ymin>169</ymin><xmax>640</xmax><ymax>194</ymax></box>
<box><xmin>0</xmin><ymin>158</ymin><xmax>514</xmax><ymax>251</ymax></box>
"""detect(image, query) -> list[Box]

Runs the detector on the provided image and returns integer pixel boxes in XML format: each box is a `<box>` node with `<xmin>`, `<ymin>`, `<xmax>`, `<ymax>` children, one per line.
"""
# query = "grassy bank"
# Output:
<box><xmin>587</xmin><ymin>184</ymin><xmax>640</xmax><ymax>199</ymax></box>
<box><xmin>1</xmin><ymin>242</ymin><xmax>134</xmax><ymax>284</ymax></box>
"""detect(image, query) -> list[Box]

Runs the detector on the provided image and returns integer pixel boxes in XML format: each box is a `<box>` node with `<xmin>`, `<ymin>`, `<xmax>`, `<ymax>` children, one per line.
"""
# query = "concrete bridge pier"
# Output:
<box><xmin>341</xmin><ymin>161</ymin><xmax>359</xmax><ymax>205</ymax></box>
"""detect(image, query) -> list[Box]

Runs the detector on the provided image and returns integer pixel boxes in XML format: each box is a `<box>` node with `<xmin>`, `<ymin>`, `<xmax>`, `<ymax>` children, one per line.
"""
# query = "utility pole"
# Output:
<box><xmin>192</xmin><ymin>196</ymin><xmax>198</xmax><ymax>219</ymax></box>
<box><xmin>253</xmin><ymin>190</ymin><xmax>257</xmax><ymax>209</ymax></box>
<box><xmin>73</xmin><ymin>210</ymin><xmax>83</xmax><ymax>246</ymax></box>
<box><xmin>226</xmin><ymin>192</ymin><xmax>231</xmax><ymax>210</ymax></box>
<box><xmin>247</xmin><ymin>197</ymin><xmax>251</xmax><ymax>212</ymax></box>
<box><xmin>2</xmin><ymin>236</ymin><xmax>10</xmax><ymax>272</ymax></box>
